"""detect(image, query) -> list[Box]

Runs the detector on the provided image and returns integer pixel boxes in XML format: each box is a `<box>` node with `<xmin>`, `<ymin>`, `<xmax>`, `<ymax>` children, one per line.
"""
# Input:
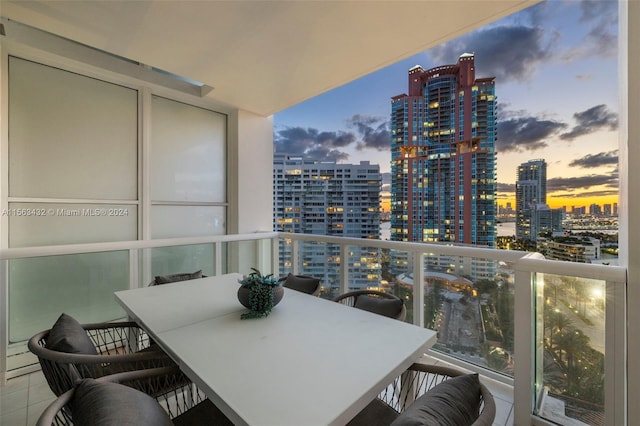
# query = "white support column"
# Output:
<box><xmin>140</xmin><ymin>88</ymin><xmax>152</xmax><ymax>285</ymax></box>
<box><xmin>0</xmin><ymin>22</ymin><xmax>8</xmax><ymax>384</ymax></box>
<box><xmin>227</xmin><ymin>109</ymin><xmax>274</xmax><ymax>235</ymax></box>
<box><xmin>225</xmin><ymin>109</ymin><xmax>273</xmax><ymax>275</ymax></box>
<box><xmin>619</xmin><ymin>1</ymin><xmax>636</xmax><ymax>423</ymax></box>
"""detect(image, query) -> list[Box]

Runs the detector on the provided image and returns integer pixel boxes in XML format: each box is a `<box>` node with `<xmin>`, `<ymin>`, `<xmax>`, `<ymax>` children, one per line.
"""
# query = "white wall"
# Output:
<box><xmin>0</xmin><ymin>30</ymin><xmax>269</xmax><ymax>375</ymax></box>
<box><xmin>227</xmin><ymin>109</ymin><xmax>274</xmax><ymax>234</ymax></box>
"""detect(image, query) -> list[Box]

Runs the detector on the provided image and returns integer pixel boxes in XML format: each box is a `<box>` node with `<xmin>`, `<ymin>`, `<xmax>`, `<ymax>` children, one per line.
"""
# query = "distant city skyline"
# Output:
<box><xmin>274</xmin><ymin>0</ymin><xmax>618</xmax><ymax>211</ymax></box>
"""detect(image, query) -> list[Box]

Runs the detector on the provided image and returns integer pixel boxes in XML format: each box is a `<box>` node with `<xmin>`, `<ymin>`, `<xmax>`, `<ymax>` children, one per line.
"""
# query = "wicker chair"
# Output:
<box><xmin>332</xmin><ymin>290</ymin><xmax>407</xmax><ymax>321</ymax></box>
<box><xmin>28</xmin><ymin>319</ymin><xmax>182</xmax><ymax>397</ymax></box>
<box><xmin>348</xmin><ymin>363</ymin><xmax>496</xmax><ymax>426</ymax></box>
<box><xmin>278</xmin><ymin>273</ymin><xmax>322</xmax><ymax>296</ymax></box>
<box><xmin>36</xmin><ymin>366</ymin><xmax>233</xmax><ymax>426</ymax></box>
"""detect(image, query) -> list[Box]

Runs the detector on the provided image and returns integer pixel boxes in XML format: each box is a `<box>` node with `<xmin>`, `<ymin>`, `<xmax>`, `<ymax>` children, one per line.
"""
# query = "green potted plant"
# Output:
<box><xmin>237</xmin><ymin>268</ymin><xmax>284</xmax><ymax>319</ymax></box>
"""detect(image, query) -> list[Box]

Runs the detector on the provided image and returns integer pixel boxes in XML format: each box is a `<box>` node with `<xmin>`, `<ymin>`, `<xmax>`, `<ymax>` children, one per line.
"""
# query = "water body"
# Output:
<box><xmin>383</xmin><ymin>220</ymin><xmax>515</xmax><ymax>239</ymax></box>
<box><xmin>382</xmin><ymin>220</ymin><xmax>616</xmax><ymax>240</ymax></box>
<box><xmin>497</xmin><ymin>221</ymin><xmax>515</xmax><ymax>237</ymax></box>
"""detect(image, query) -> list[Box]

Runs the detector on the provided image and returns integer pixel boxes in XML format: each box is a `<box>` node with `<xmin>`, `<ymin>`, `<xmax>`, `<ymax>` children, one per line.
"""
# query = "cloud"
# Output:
<box><xmin>428</xmin><ymin>25</ymin><xmax>555</xmax><ymax>83</ymax></box>
<box><xmin>499</xmin><ymin>171</ymin><xmax>618</xmax><ymax>200</ymax></box>
<box><xmin>496</xmin><ymin>104</ymin><xmax>616</xmax><ymax>153</ymax></box>
<box><xmin>497</xmin><ymin>116</ymin><xmax>567</xmax><ymax>153</ymax></box>
<box><xmin>303</xmin><ymin>146</ymin><xmax>351</xmax><ymax>163</ymax></box>
<box><xmin>580</xmin><ymin>0</ymin><xmax>618</xmax><ymax>55</ymax></box>
<box><xmin>274</xmin><ymin>114</ymin><xmax>390</xmax><ymax>162</ymax></box>
<box><xmin>549</xmin><ymin>189</ymin><xmax>618</xmax><ymax>201</ymax></box>
<box><xmin>559</xmin><ymin>1</ymin><xmax>617</xmax><ymax>62</ymax></box>
<box><xmin>560</xmin><ymin>104</ymin><xmax>618</xmax><ymax>141</ymax></box>
<box><xmin>547</xmin><ymin>173</ymin><xmax>618</xmax><ymax>193</ymax></box>
<box><xmin>274</xmin><ymin>126</ymin><xmax>356</xmax><ymax>161</ymax></box>
<box><xmin>428</xmin><ymin>0</ymin><xmax>616</xmax><ymax>79</ymax></box>
<box><xmin>347</xmin><ymin>114</ymin><xmax>390</xmax><ymax>151</ymax></box>
<box><xmin>498</xmin><ymin>182</ymin><xmax>516</xmax><ymax>193</ymax></box>
<box><xmin>568</xmin><ymin>150</ymin><xmax>618</xmax><ymax>168</ymax></box>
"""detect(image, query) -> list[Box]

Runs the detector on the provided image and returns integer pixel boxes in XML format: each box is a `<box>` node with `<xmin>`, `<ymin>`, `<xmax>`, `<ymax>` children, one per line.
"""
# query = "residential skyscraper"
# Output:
<box><xmin>273</xmin><ymin>154</ymin><xmax>382</xmax><ymax>295</ymax></box>
<box><xmin>390</xmin><ymin>53</ymin><xmax>496</xmax><ymax>247</ymax></box>
<box><xmin>516</xmin><ymin>159</ymin><xmax>547</xmax><ymax>240</ymax></box>
<box><xmin>528</xmin><ymin>203</ymin><xmax>563</xmax><ymax>239</ymax></box>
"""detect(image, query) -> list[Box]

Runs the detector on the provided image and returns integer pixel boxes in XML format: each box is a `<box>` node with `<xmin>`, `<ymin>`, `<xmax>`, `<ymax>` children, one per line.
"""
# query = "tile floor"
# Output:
<box><xmin>1</xmin><ymin>362</ymin><xmax>515</xmax><ymax>426</ymax></box>
<box><xmin>1</xmin><ymin>370</ymin><xmax>56</xmax><ymax>426</ymax></box>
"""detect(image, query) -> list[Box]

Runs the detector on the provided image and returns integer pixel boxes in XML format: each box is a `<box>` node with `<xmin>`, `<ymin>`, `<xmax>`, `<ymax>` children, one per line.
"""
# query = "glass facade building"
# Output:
<box><xmin>390</xmin><ymin>54</ymin><xmax>497</xmax><ymax>278</ymax></box>
<box><xmin>516</xmin><ymin>159</ymin><xmax>548</xmax><ymax>240</ymax></box>
<box><xmin>390</xmin><ymin>54</ymin><xmax>496</xmax><ymax>247</ymax></box>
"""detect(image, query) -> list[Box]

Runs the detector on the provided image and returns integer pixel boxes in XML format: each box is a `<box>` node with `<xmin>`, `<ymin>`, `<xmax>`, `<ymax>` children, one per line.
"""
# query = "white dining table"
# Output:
<box><xmin>115</xmin><ymin>273</ymin><xmax>437</xmax><ymax>426</ymax></box>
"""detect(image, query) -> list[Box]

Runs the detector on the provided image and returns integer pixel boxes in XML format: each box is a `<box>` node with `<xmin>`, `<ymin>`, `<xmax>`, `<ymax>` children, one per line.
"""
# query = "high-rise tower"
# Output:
<box><xmin>516</xmin><ymin>159</ymin><xmax>547</xmax><ymax>240</ymax></box>
<box><xmin>273</xmin><ymin>154</ymin><xmax>382</xmax><ymax>296</ymax></box>
<box><xmin>390</xmin><ymin>54</ymin><xmax>497</xmax><ymax>248</ymax></box>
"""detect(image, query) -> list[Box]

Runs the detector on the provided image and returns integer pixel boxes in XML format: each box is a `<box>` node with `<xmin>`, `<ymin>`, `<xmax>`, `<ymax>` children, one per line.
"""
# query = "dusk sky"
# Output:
<box><xmin>273</xmin><ymin>0</ymin><xmax>619</xmax><ymax>210</ymax></box>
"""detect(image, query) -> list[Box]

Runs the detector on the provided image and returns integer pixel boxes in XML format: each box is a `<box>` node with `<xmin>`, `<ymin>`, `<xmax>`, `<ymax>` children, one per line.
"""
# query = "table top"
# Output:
<box><xmin>115</xmin><ymin>274</ymin><xmax>437</xmax><ymax>426</ymax></box>
<box><xmin>115</xmin><ymin>273</ymin><xmax>247</xmax><ymax>333</ymax></box>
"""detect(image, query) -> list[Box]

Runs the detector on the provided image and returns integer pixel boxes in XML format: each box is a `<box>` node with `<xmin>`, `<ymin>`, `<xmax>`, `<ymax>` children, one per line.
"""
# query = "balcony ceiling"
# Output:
<box><xmin>2</xmin><ymin>0</ymin><xmax>539</xmax><ymax>116</ymax></box>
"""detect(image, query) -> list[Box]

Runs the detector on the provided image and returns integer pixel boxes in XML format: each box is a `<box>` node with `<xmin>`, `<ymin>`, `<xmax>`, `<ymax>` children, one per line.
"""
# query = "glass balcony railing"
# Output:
<box><xmin>0</xmin><ymin>231</ymin><xmax>627</xmax><ymax>424</ymax></box>
<box><xmin>280</xmin><ymin>233</ymin><xmax>626</xmax><ymax>426</ymax></box>
<box><xmin>536</xmin><ymin>274</ymin><xmax>606</xmax><ymax>425</ymax></box>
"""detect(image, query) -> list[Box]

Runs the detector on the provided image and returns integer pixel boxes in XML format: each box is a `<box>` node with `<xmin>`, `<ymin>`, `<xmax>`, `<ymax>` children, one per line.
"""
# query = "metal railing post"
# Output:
<box><xmin>413</xmin><ymin>251</ymin><xmax>425</xmax><ymax>327</ymax></box>
<box><xmin>0</xmin><ymin>259</ymin><xmax>7</xmax><ymax>384</ymax></box>
<box><xmin>340</xmin><ymin>243</ymin><xmax>349</xmax><ymax>294</ymax></box>
<box><xmin>513</xmin><ymin>253</ymin><xmax>540</xmax><ymax>425</ymax></box>
<box><xmin>291</xmin><ymin>239</ymin><xmax>299</xmax><ymax>275</ymax></box>
<box><xmin>214</xmin><ymin>241</ymin><xmax>222</xmax><ymax>276</ymax></box>
<box><xmin>272</xmin><ymin>236</ymin><xmax>280</xmax><ymax>278</ymax></box>
<box><xmin>129</xmin><ymin>249</ymin><xmax>138</xmax><ymax>289</ymax></box>
<box><xmin>606</xmin><ymin>276</ymin><xmax>627</xmax><ymax>426</ymax></box>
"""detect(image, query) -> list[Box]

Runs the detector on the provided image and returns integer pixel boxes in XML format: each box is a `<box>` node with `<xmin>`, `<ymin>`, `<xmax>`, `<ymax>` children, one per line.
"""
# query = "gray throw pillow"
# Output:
<box><xmin>354</xmin><ymin>295</ymin><xmax>403</xmax><ymax>319</ymax></box>
<box><xmin>283</xmin><ymin>273</ymin><xmax>320</xmax><ymax>295</ymax></box>
<box><xmin>153</xmin><ymin>269</ymin><xmax>203</xmax><ymax>285</ymax></box>
<box><xmin>390</xmin><ymin>373</ymin><xmax>481</xmax><ymax>426</ymax></box>
<box><xmin>46</xmin><ymin>313</ymin><xmax>97</xmax><ymax>355</ymax></box>
<box><xmin>72</xmin><ymin>378</ymin><xmax>173</xmax><ymax>426</ymax></box>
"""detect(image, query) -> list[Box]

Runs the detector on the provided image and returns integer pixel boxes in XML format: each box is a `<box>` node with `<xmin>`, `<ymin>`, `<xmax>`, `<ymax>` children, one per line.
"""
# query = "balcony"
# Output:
<box><xmin>0</xmin><ymin>232</ymin><xmax>626</xmax><ymax>425</ymax></box>
<box><xmin>0</xmin><ymin>0</ymin><xmax>638</xmax><ymax>425</ymax></box>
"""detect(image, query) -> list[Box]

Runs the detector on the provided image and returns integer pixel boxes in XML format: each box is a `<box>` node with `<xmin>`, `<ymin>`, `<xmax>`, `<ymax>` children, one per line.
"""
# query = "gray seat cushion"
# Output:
<box><xmin>390</xmin><ymin>373</ymin><xmax>481</xmax><ymax>426</ymax></box>
<box><xmin>153</xmin><ymin>270</ymin><xmax>203</xmax><ymax>285</ymax></box>
<box><xmin>46</xmin><ymin>313</ymin><xmax>97</xmax><ymax>355</ymax></box>
<box><xmin>172</xmin><ymin>399</ymin><xmax>234</xmax><ymax>426</ymax></box>
<box><xmin>71</xmin><ymin>378</ymin><xmax>173</xmax><ymax>426</ymax></box>
<box><xmin>283</xmin><ymin>273</ymin><xmax>320</xmax><ymax>295</ymax></box>
<box><xmin>347</xmin><ymin>397</ymin><xmax>399</xmax><ymax>426</ymax></box>
<box><xmin>354</xmin><ymin>295</ymin><xmax>403</xmax><ymax>319</ymax></box>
